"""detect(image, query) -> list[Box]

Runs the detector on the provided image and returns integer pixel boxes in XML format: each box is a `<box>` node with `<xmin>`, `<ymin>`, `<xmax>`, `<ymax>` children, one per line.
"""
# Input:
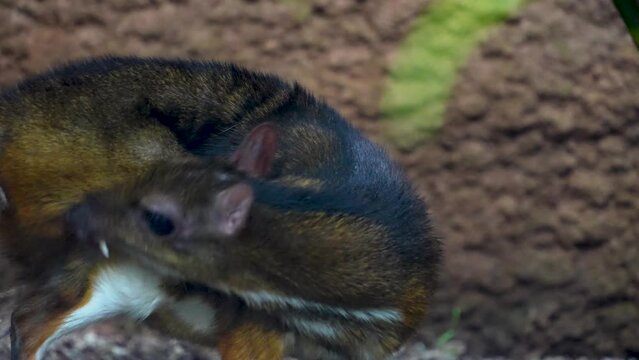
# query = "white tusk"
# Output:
<box><xmin>99</xmin><ymin>240</ymin><xmax>110</xmax><ymax>258</ymax></box>
<box><xmin>0</xmin><ymin>187</ymin><xmax>7</xmax><ymax>211</ymax></box>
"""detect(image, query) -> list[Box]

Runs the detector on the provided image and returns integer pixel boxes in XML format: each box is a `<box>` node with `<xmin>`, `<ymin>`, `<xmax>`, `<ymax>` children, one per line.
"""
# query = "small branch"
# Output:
<box><xmin>614</xmin><ymin>0</ymin><xmax>639</xmax><ymax>50</ymax></box>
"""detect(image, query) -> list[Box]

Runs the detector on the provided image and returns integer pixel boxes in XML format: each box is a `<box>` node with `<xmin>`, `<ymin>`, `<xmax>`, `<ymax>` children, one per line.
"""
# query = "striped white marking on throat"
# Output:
<box><xmin>282</xmin><ymin>317</ymin><xmax>342</xmax><ymax>340</ymax></box>
<box><xmin>235</xmin><ymin>290</ymin><xmax>402</xmax><ymax>323</ymax></box>
<box><xmin>36</xmin><ymin>262</ymin><xmax>167</xmax><ymax>360</ymax></box>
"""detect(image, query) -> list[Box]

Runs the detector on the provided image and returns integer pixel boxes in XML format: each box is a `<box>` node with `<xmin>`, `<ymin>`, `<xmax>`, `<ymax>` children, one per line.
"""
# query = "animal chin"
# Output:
<box><xmin>114</xmin><ymin>243</ymin><xmax>184</xmax><ymax>280</ymax></box>
<box><xmin>117</xmin><ymin>244</ymin><xmax>219</xmax><ymax>295</ymax></box>
<box><xmin>98</xmin><ymin>239</ymin><xmax>221</xmax><ymax>295</ymax></box>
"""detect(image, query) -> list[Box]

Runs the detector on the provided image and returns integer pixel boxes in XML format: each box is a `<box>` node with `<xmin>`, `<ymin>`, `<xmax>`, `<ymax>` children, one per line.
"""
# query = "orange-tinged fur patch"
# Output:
<box><xmin>218</xmin><ymin>322</ymin><xmax>285</xmax><ymax>360</ymax></box>
<box><xmin>0</xmin><ymin>117</ymin><xmax>181</xmax><ymax>228</ymax></box>
<box><xmin>23</xmin><ymin>267</ymin><xmax>98</xmax><ymax>360</ymax></box>
<box><xmin>0</xmin><ymin>128</ymin><xmax>136</xmax><ymax>225</ymax></box>
<box><xmin>399</xmin><ymin>279</ymin><xmax>430</xmax><ymax>330</ymax></box>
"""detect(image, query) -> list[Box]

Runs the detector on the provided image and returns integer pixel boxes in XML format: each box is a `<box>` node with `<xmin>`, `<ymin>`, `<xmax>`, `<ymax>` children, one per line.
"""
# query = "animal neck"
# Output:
<box><xmin>35</xmin><ymin>262</ymin><xmax>167</xmax><ymax>360</ymax></box>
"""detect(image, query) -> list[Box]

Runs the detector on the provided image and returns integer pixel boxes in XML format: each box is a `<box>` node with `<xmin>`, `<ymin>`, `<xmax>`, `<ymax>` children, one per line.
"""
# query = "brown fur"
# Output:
<box><xmin>1</xmin><ymin>57</ymin><xmax>440</xmax><ymax>359</ymax></box>
<box><xmin>64</xmin><ymin>157</ymin><xmax>421</xmax><ymax>359</ymax></box>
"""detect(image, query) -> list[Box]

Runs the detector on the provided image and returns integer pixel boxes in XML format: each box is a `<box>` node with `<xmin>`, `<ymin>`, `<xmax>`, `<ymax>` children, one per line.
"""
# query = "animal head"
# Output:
<box><xmin>66</xmin><ymin>123</ymin><xmax>278</xmax><ymax>287</ymax></box>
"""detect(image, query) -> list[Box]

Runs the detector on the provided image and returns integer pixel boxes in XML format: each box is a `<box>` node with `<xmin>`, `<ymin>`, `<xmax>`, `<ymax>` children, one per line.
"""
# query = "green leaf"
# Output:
<box><xmin>381</xmin><ymin>0</ymin><xmax>527</xmax><ymax>150</ymax></box>
<box><xmin>613</xmin><ymin>0</ymin><xmax>639</xmax><ymax>50</ymax></box>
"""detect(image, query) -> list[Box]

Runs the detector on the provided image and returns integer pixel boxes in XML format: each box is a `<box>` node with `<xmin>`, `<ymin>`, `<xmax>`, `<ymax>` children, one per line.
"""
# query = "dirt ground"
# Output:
<box><xmin>0</xmin><ymin>0</ymin><xmax>638</xmax><ymax>358</ymax></box>
<box><xmin>415</xmin><ymin>0</ymin><xmax>639</xmax><ymax>357</ymax></box>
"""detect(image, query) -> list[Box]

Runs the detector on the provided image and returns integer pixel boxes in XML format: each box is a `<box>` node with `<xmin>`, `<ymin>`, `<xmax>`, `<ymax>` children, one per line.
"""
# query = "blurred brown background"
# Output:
<box><xmin>0</xmin><ymin>0</ymin><xmax>638</xmax><ymax>358</ymax></box>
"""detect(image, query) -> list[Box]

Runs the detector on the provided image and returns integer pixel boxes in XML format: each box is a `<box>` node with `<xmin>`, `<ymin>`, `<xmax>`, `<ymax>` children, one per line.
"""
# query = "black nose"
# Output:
<box><xmin>66</xmin><ymin>201</ymin><xmax>94</xmax><ymax>242</ymax></box>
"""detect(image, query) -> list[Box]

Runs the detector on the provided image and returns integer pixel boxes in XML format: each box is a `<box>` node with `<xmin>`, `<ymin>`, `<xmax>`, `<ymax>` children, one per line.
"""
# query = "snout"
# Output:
<box><xmin>66</xmin><ymin>195</ymin><xmax>114</xmax><ymax>259</ymax></box>
<box><xmin>65</xmin><ymin>195</ymin><xmax>99</xmax><ymax>244</ymax></box>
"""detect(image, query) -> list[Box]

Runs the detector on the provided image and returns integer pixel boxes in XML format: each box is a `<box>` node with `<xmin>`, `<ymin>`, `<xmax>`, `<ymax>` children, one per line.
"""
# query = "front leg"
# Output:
<box><xmin>10</xmin><ymin>274</ymin><xmax>91</xmax><ymax>360</ymax></box>
<box><xmin>11</xmin><ymin>260</ymin><xmax>167</xmax><ymax>360</ymax></box>
<box><xmin>144</xmin><ymin>286</ymin><xmax>240</xmax><ymax>347</ymax></box>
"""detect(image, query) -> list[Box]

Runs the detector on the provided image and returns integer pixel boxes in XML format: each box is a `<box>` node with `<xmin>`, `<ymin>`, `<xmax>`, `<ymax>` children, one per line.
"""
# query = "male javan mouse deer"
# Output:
<box><xmin>0</xmin><ymin>57</ymin><xmax>440</xmax><ymax>359</ymax></box>
<box><xmin>62</xmin><ymin>123</ymin><xmax>437</xmax><ymax>359</ymax></box>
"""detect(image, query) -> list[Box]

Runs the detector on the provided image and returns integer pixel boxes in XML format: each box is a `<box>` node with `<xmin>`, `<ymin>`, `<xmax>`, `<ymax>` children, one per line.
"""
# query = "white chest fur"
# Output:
<box><xmin>36</xmin><ymin>262</ymin><xmax>167</xmax><ymax>360</ymax></box>
<box><xmin>35</xmin><ymin>262</ymin><xmax>220</xmax><ymax>360</ymax></box>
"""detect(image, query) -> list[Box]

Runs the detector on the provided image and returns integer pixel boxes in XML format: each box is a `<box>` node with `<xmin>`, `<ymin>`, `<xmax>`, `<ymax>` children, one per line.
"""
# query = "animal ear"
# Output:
<box><xmin>230</xmin><ymin>123</ymin><xmax>277</xmax><ymax>177</ymax></box>
<box><xmin>212</xmin><ymin>183</ymin><xmax>254</xmax><ymax>237</ymax></box>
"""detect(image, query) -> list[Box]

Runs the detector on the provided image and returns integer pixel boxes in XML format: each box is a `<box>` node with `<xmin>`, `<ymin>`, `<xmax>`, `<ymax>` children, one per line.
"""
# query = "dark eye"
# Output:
<box><xmin>143</xmin><ymin>209</ymin><xmax>175</xmax><ymax>236</ymax></box>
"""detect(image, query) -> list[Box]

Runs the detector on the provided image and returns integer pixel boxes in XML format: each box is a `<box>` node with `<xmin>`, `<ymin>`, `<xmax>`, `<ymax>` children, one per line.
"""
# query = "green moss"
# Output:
<box><xmin>279</xmin><ymin>0</ymin><xmax>313</xmax><ymax>22</ymax></box>
<box><xmin>381</xmin><ymin>0</ymin><xmax>526</xmax><ymax>150</ymax></box>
